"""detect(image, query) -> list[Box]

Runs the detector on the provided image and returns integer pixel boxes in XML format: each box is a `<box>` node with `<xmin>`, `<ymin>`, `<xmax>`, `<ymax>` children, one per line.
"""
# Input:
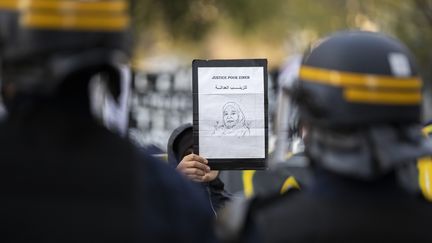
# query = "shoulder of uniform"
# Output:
<box><xmin>215</xmin><ymin>189</ymin><xmax>299</xmax><ymax>242</ymax></box>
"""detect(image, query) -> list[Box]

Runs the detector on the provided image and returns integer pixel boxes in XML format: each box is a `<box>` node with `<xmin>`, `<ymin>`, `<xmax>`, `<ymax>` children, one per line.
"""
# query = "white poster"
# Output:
<box><xmin>196</xmin><ymin>64</ymin><xmax>266</xmax><ymax>161</ymax></box>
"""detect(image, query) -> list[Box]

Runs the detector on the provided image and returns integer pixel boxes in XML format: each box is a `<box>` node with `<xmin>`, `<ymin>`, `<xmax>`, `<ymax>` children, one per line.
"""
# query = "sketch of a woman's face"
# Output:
<box><xmin>223</xmin><ymin>105</ymin><xmax>239</xmax><ymax>128</ymax></box>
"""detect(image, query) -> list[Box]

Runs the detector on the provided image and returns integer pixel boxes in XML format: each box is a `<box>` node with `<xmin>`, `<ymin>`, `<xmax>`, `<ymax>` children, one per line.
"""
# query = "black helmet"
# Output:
<box><xmin>0</xmin><ymin>1</ymin><xmax>19</xmax><ymax>52</ymax></box>
<box><xmin>297</xmin><ymin>31</ymin><xmax>422</xmax><ymax>128</ymax></box>
<box><xmin>297</xmin><ymin>31</ymin><xmax>432</xmax><ymax>180</ymax></box>
<box><xmin>0</xmin><ymin>0</ymin><xmax>130</xmax><ymax>96</ymax></box>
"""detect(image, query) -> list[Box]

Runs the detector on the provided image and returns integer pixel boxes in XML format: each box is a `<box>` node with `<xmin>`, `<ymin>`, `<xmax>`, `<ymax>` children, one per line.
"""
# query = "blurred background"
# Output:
<box><xmin>126</xmin><ymin>0</ymin><xmax>432</xmax><ymax>153</ymax></box>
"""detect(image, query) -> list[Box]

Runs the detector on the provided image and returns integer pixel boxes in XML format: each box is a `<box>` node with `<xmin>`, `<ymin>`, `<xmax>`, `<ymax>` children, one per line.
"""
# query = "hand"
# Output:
<box><xmin>177</xmin><ymin>153</ymin><xmax>219</xmax><ymax>183</ymax></box>
<box><xmin>202</xmin><ymin>170</ymin><xmax>219</xmax><ymax>182</ymax></box>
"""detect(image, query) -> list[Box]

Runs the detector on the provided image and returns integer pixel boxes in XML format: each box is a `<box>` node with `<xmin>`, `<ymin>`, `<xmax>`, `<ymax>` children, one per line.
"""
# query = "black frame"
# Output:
<box><xmin>192</xmin><ymin>59</ymin><xmax>268</xmax><ymax>170</ymax></box>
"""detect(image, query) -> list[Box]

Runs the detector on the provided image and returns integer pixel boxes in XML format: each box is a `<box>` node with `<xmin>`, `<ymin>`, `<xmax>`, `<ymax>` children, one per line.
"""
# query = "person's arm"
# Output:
<box><xmin>136</xmin><ymin>150</ymin><xmax>217</xmax><ymax>243</ymax></box>
<box><xmin>177</xmin><ymin>153</ymin><xmax>219</xmax><ymax>182</ymax></box>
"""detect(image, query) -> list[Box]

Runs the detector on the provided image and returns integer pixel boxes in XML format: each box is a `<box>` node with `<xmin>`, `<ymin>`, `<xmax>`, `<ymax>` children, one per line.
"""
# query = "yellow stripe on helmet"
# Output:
<box><xmin>1</xmin><ymin>0</ymin><xmax>128</xmax><ymax>12</ymax></box>
<box><xmin>344</xmin><ymin>88</ymin><xmax>421</xmax><ymax>105</ymax></box>
<box><xmin>300</xmin><ymin>66</ymin><xmax>422</xmax><ymax>105</ymax></box>
<box><xmin>23</xmin><ymin>0</ymin><xmax>128</xmax><ymax>13</ymax></box>
<box><xmin>21</xmin><ymin>12</ymin><xmax>130</xmax><ymax>31</ymax></box>
<box><xmin>0</xmin><ymin>0</ymin><xmax>20</xmax><ymax>10</ymax></box>
<box><xmin>300</xmin><ymin>66</ymin><xmax>421</xmax><ymax>90</ymax></box>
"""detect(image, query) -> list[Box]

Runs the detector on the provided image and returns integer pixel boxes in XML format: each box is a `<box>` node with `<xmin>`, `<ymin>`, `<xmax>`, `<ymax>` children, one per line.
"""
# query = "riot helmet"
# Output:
<box><xmin>296</xmin><ymin>31</ymin><xmax>432</xmax><ymax>180</ymax></box>
<box><xmin>0</xmin><ymin>0</ymin><xmax>131</xmax><ymax>99</ymax></box>
<box><xmin>298</xmin><ymin>31</ymin><xmax>421</xmax><ymax>128</ymax></box>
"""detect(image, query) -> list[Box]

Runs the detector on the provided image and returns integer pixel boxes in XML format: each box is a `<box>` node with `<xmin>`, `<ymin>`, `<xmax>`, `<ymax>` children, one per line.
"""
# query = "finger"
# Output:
<box><xmin>201</xmin><ymin>156</ymin><xmax>209</xmax><ymax>164</ymax></box>
<box><xmin>185</xmin><ymin>160</ymin><xmax>210</xmax><ymax>172</ymax></box>
<box><xmin>176</xmin><ymin>160</ymin><xmax>187</xmax><ymax>170</ymax></box>
<box><xmin>183</xmin><ymin>168</ymin><xmax>206</xmax><ymax>176</ymax></box>
<box><xmin>201</xmin><ymin>174</ymin><xmax>211</xmax><ymax>182</ymax></box>
<box><xmin>185</xmin><ymin>153</ymin><xmax>208</xmax><ymax>164</ymax></box>
<box><xmin>176</xmin><ymin>159</ymin><xmax>192</xmax><ymax>171</ymax></box>
<box><xmin>186</xmin><ymin>174</ymin><xmax>205</xmax><ymax>182</ymax></box>
<box><xmin>191</xmin><ymin>177</ymin><xmax>205</xmax><ymax>183</ymax></box>
<box><xmin>202</xmin><ymin>170</ymin><xmax>219</xmax><ymax>182</ymax></box>
<box><xmin>177</xmin><ymin>160</ymin><xmax>209</xmax><ymax>173</ymax></box>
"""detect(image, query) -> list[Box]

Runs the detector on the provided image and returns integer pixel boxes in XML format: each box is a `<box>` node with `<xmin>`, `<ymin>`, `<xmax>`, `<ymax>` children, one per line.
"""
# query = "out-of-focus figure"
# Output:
<box><xmin>0</xmin><ymin>1</ymin><xmax>216</xmax><ymax>242</ymax></box>
<box><xmin>218</xmin><ymin>31</ymin><xmax>432</xmax><ymax>243</ymax></box>
<box><xmin>272</xmin><ymin>55</ymin><xmax>305</xmax><ymax>164</ymax></box>
<box><xmin>218</xmin><ymin>57</ymin><xmax>309</xmax><ymax>199</ymax></box>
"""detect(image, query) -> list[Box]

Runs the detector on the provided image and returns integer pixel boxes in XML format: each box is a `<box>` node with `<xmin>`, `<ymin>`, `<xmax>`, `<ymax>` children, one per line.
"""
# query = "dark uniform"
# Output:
<box><xmin>0</xmin><ymin>102</ymin><xmax>216</xmax><ymax>242</ymax></box>
<box><xmin>221</xmin><ymin>153</ymin><xmax>308</xmax><ymax>198</ymax></box>
<box><xmin>0</xmin><ymin>1</ymin><xmax>216</xmax><ymax>242</ymax></box>
<box><xmin>253</xmin><ymin>169</ymin><xmax>432</xmax><ymax>243</ymax></box>
<box><xmin>219</xmin><ymin>31</ymin><xmax>432</xmax><ymax>243</ymax></box>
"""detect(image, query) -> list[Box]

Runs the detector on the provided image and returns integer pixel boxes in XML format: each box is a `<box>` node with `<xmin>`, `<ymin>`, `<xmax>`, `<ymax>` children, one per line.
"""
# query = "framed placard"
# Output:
<box><xmin>192</xmin><ymin>59</ymin><xmax>268</xmax><ymax>170</ymax></box>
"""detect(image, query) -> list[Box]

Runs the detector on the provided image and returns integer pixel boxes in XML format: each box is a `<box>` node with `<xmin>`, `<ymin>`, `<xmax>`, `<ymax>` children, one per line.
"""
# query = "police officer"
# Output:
<box><xmin>0</xmin><ymin>1</ymin><xmax>215</xmax><ymax>242</ymax></box>
<box><xmin>219</xmin><ymin>31</ymin><xmax>432</xmax><ymax>243</ymax></box>
<box><xmin>247</xmin><ymin>54</ymin><xmax>309</xmax><ymax>197</ymax></box>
